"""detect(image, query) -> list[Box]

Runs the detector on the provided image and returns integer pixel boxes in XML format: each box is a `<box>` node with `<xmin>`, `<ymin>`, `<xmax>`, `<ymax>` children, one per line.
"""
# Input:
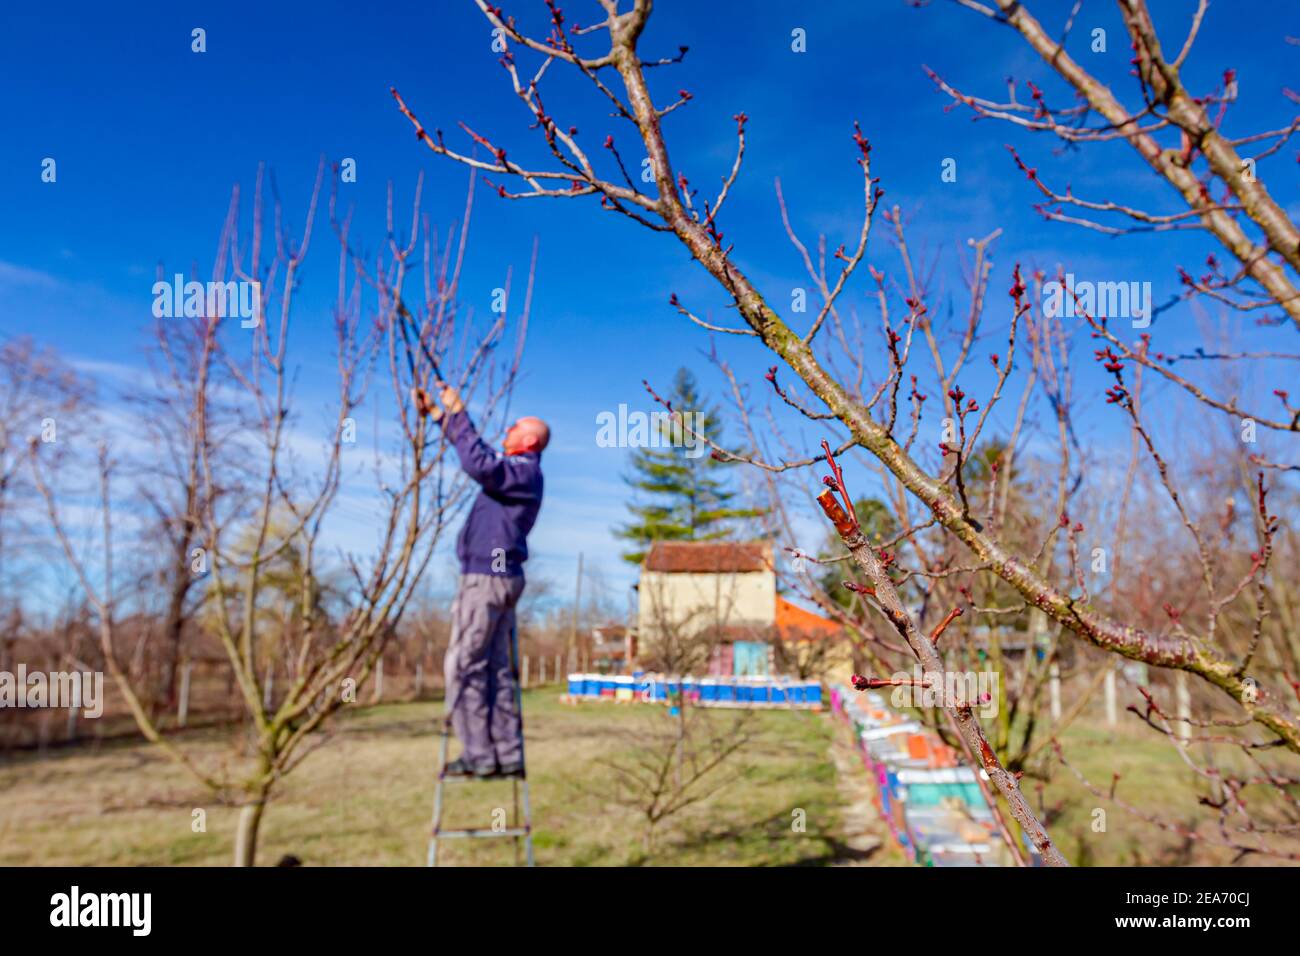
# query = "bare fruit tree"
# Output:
<box><xmin>395</xmin><ymin>0</ymin><xmax>1300</xmax><ymax>865</ymax></box>
<box><xmin>605</xmin><ymin>594</ymin><xmax>754</xmax><ymax>858</ymax></box>
<box><xmin>30</xmin><ymin>163</ymin><xmax>532</xmax><ymax>865</ymax></box>
<box><xmin>0</xmin><ymin>338</ymin><xmax>91</xmax><ymax>609</ymax></box>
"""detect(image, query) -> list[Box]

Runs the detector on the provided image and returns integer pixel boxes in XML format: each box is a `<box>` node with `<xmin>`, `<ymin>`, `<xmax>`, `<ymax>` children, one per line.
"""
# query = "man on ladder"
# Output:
<box><xmin>412</xmin><ymin>384</ymin><xmax>548</xmax><ymax>863</ymax></box>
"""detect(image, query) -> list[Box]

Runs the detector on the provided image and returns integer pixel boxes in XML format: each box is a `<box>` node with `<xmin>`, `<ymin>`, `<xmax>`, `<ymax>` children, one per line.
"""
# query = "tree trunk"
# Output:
<box><xmin>159</xmin><ymin>519</ymin><xmax>197</xmax><ymax>710</ymax></box>
<box><xmin>233</xmin><ymin>791</ymin><xmax>269</xmax><ymax>867</ymax></box>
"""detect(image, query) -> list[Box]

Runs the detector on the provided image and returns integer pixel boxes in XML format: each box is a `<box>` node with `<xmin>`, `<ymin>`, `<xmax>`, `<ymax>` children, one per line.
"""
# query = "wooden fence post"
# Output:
<box><xmin>177</xmin><ymin>661</ymin><xmax>193</xmax><ymax>728</ymax></box>
<box><xmin>65</xmin><ymin>674</ymin><xmax>81</xmax><ymax>741</ymax></box>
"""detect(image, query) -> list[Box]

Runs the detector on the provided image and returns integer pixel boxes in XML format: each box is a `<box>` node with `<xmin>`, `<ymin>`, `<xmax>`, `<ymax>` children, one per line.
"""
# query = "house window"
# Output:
<box><xmin>733</xmin><ymin>641</ymin><xmax>770</xmax><ymax>677</ymax></box>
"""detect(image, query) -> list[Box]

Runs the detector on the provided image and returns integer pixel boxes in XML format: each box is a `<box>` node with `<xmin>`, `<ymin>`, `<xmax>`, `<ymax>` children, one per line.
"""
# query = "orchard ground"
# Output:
<box><xmin>0</xmin><ymin>689</ymin><xmax>1290</xmax><ymax>866</ymax></box>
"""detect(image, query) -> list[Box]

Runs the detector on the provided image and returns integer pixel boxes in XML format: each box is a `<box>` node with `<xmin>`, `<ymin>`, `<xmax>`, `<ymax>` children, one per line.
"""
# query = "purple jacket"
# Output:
<box><xmin>442</xmin><ymin>410</ymin><xmax>543</xmax><ymax>578</ymax></box>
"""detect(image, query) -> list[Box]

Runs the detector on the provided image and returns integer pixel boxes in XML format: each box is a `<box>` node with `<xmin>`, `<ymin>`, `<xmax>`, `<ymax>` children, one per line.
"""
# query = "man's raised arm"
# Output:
<box><xmin>412</xmin><ymin>385</ymin><xmax>529</xmax><ymax>494</ymax></box>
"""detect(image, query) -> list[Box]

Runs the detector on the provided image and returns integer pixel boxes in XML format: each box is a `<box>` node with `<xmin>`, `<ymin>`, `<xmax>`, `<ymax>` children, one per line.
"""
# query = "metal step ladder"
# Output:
<box><xmin>427</xmin><ymin>623</ymin><xmax>534</xmax><ymax>867</ymax></box>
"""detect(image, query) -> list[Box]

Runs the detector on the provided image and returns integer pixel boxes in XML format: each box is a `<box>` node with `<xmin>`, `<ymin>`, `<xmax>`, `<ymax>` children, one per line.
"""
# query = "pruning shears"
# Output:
<box><xmin>393</xmin><ymin>293</ymin><xmax>446</xmax><ymax>388</ymax></box>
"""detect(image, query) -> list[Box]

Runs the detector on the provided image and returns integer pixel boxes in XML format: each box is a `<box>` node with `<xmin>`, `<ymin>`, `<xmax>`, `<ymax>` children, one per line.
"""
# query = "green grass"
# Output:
<box><xmin>0</xmin><ymin>690</ymin><xmax>856</xmax><ymax>867</ymax></box>
<box><xmin>1031</xmin><ymin>717</ymin><xmax>1300</xmax><ymax>866</ymax></box>
<box><xmin>10</xmin><ymin>685</ymin><xmax>1270</xmax><ymax>866</ymax></box>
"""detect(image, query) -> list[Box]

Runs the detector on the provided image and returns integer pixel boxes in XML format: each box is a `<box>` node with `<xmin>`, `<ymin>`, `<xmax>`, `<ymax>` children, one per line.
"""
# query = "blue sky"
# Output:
<box><xmin>2</xmin><ymin>0</ymin><xmax>1296</xmax><ymax>614</ymax></box>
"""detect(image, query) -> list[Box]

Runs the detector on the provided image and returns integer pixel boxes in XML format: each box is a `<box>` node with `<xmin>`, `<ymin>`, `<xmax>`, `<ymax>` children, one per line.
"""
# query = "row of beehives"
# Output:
<box><xmin>565</xmin><ymin>673</ymin><xmax>824</xmax><ymax>709</ymax></box>
<box><xmin>832</xmin><ymin>685</ymin><xmax>1040</xmax><ymax>867</ymax></box>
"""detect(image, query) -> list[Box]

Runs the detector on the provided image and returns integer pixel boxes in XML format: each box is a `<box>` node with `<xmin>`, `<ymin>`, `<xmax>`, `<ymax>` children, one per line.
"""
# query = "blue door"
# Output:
<box><xmin>733</xmin><ymin>641</ymin><xmax>769</xmax><ymax>676</ymax></box>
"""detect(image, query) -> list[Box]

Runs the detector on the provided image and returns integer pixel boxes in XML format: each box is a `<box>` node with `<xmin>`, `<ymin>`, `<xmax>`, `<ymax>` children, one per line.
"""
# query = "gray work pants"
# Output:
<box><xmin>444</xmin><ymin>573</ymin><xmax>526</xmax><ymax>768</ymax></box>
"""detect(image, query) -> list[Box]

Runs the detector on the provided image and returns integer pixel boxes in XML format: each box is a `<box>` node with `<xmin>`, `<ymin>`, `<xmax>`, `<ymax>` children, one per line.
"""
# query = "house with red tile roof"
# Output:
<box><xmin>635</xmin><ymin>541</ymin><xmax>849</xmax><ymax>678</ymax></box>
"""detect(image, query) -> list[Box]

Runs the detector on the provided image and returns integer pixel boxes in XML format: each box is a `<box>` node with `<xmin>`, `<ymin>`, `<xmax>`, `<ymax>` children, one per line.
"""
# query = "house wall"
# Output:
<box><xmin>820</xmin><ymin>640</ymin><xmax>856</xmax><ymax>685</ymax></box>
<box><xmin>637</xmin><ymin>569</ymin><xmax>775</xmax><ymax>641</ymax></box>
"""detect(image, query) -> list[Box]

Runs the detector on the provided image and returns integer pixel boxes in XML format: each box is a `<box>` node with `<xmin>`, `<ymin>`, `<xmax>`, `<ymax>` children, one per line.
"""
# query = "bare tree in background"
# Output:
<box><xmin>121</xmin><ymin>287</ymin><xmax>250</xmax><ymax>713</ymax></box>
<box><xmin>0</xmin><ymin>340</ymin><xmax>93</xmax><ymax>740</ymax></box>
<box><xmin>0</xmin><ymin>338</ymin><xmax>90</xmax><ymax>610</ymax></box>
<box><xmin>604</xmin><ymin>599</ymin><xmax>753</xmax><ymax>858</ymax></box>
<box><xmin>604</xmin><ymin>702</ymin><xmax>754</xmax><ymax>858</ymax></box>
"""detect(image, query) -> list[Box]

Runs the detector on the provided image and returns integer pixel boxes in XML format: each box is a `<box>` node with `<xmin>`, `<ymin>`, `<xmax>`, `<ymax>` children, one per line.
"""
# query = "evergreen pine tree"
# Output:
<box><xmin>617</xmin><ymin>368</ymin><xmax>762</xmax><ymax>564</ymax></box>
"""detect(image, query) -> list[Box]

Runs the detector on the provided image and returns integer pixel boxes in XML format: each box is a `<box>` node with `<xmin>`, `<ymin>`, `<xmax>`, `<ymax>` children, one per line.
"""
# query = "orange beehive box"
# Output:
<box><xmin>907</xmin><ymin>734</ymin><xmax>933</xmax><ymax>760</ymax></box>
<box><xmin>929</xmin><ymin>743</ymin><xmax>959</xmax><ymax>768</ymax></box>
